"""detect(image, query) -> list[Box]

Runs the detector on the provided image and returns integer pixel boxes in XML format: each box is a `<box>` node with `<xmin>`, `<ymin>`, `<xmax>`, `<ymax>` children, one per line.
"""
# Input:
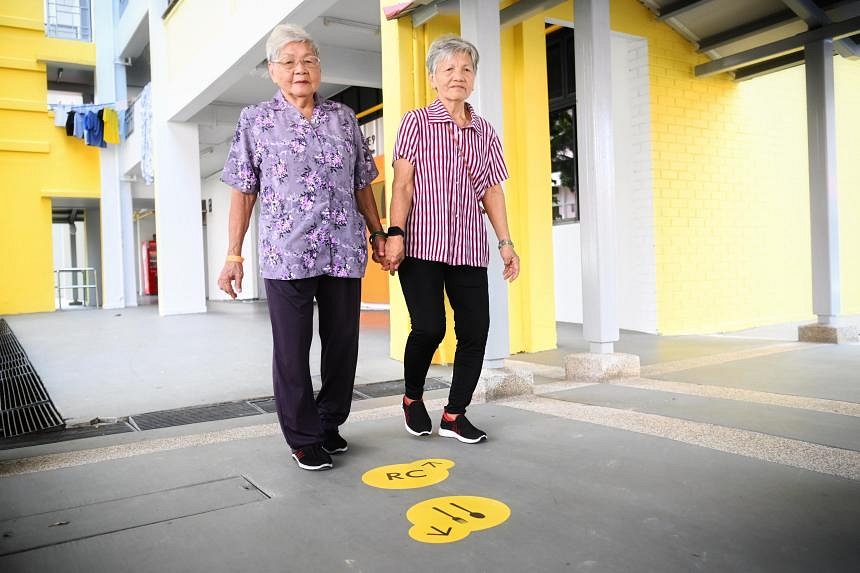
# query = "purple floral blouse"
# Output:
<box><xmin>221</xmin><ymin>91</ymin><xmax>378</xmax><ymax>280</ymax></box>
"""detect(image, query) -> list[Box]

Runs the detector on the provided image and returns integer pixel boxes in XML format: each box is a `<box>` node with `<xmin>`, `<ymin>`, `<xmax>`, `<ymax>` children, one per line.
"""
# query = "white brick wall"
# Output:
<box><xmin>553</xmin><ymin>32</ymin><xmax>657</xmax><ymax>333</ymax></box>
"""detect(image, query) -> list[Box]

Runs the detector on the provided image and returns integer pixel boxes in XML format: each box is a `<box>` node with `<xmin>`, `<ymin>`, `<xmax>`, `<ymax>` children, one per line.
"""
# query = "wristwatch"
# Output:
<box><xmin>387</xmin><ymin>226</ymin><xmax>405</xmax><ymax>238</ymax></box>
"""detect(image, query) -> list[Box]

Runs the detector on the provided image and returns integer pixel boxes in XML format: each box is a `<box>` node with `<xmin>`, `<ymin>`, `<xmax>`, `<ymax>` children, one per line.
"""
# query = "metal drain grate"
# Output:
<box><xmin>1</xmin><ymin>369</ymin><xmax>452</xmax><ymax>446</ymax></box>
<box><xmin>356</xmin><ymin>377</ymin><xmax>450</xmax><ymax>399</ymax></box>
<box><xmin>249</xmin><ymin>398</ymin><xmax>278</xmax><ymax>413</ymax></box>
<box><xmin>0</xmin><ymin>319</ymin><xmax>65</xmax><ymax>438</ymax></box>
<box><xmin>129</xmin><ymin>401</ymin><xmax>263</xmax><ymax>431</ymax></box>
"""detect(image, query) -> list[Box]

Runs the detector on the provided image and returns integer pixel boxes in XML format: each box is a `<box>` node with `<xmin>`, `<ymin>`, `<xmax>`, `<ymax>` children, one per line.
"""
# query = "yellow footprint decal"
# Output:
<box><xmin>361</xmin><ymin>459</ymin><xmax>455</xmax><ymax>490</ymax></box>
<box><xmin>407</xmin><ymin>496</ymin><xmax>511</xmax><ymax>544</ymax></box>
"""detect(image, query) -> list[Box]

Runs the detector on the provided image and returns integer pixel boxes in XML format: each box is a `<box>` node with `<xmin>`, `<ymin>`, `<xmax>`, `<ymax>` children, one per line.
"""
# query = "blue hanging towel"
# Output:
<box><xmin>73</xmin><ymin>111</ymin><xmax>85</xmax><ymax>138</ymax></box>
<box><xmin>84</xmin><ymin>110</ymin><xmax>106</xmax><ymax>148</ymax></box>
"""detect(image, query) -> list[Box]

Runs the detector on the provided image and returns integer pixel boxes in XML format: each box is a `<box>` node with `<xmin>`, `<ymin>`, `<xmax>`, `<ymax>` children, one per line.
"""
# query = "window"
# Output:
<box><xmin>546</xmin><ymin>26</ymin><xmax>579</xmax><ymax>223</ymax></box>
<box><xmin>550</xmin><ymin>107</ymin><xmax>578</xmax><ymax>222</ymax></box>
<box><xmin>44</xmin><ymin>0</ymin><xmax>92</xmax><ymax>41</ymax></box>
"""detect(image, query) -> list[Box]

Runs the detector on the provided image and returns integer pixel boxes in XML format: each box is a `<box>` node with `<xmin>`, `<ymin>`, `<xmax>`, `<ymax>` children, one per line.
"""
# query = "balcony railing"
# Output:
<box><xmin>45</xmin><ymin>0</ymin><xmax>92</xmax><ymax>42</ymax></box>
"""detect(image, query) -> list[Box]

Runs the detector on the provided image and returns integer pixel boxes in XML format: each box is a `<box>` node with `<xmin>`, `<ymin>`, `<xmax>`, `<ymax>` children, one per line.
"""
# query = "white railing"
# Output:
<box><xmin>55</xmin><ymin>267</ymin><xmax>98</xmax><ymax>309</ymax></box>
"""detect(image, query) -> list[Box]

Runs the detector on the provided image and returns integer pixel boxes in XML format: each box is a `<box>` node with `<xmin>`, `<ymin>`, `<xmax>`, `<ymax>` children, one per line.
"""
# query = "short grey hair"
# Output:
<box><xmin>426</xmin><ymin>34</ymin><xmax>479</xmax><ymax>75</ymax></box>
<box><xmin>266</xmin><ymin>23</ymin><xmax>319</xmax><ymax>62</ymax></box>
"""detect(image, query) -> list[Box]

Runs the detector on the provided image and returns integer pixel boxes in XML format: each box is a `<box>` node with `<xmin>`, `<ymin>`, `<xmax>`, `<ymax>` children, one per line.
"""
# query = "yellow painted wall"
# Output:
<box><xmin>0</xmin><ymin>0</ymin><xmax>99</xmax><ymax>315</ymax></box>
<box><xmin>381</xmin><ymin>10</ymin><xmax>416</xmax><ymax>361</ymax></box>
<box><xmin>501</xmin><ymin>17</ymin><xmax>557</xmax><ymax>353</ymax></box>
<box><xmin>544</xmin><ymin>0</ymin><xmax>858</xmax><ymax>333</ymax></box>
<box><xmin>834</xmin><ymin>58</ymin><xmax>860</xmax><ymax>315</ymax></box>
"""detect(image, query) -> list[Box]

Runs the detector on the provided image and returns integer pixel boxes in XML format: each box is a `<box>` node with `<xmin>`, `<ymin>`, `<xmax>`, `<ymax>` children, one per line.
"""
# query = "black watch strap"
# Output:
<box><xmin>387</xmin><ymin>226</ymin><xmax>405</xmax><ymax>238</ymax></box>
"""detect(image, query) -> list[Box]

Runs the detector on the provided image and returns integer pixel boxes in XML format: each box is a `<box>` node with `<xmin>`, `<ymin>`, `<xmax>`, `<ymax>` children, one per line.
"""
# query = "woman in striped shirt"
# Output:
<box><xmin>386</xmin><ymin>34</ymin><xmax>520</xmax><ymax>444</ymax></box>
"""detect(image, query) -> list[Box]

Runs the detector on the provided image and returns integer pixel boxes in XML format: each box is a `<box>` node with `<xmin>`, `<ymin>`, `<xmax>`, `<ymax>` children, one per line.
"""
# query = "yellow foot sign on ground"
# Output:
<box><xmin>407</xmin><ymin>496</ymin><xmax>511</xmax><ymax>544</ymax></box>
<box><xmin>362</xmin><ymin>459</ymin><xmax>454</xmax><ymax>489</ymax></box>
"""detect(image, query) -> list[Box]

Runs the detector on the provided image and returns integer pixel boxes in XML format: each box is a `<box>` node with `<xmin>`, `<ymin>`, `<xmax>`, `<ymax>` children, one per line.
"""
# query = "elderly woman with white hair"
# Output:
<box><xmin>219</xmin><ymin>24</ymin><xmax>386</xmax><ymax>471</ymax></box>
<box><xmin>385</xmin><ymin>34</ymin><xmax>520</xmax><ymax>444</ymax></box>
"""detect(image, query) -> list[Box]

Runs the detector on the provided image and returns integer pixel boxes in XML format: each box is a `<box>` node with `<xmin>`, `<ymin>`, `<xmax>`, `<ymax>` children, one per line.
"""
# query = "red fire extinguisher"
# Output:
<box><xmin>142</xmin><ymin>238</ymin><xmax>158</xmax><ymax>295</ymax></box>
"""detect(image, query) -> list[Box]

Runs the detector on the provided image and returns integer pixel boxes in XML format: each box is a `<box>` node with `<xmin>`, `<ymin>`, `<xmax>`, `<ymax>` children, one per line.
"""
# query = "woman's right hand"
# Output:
<box><xmin>384</xmin><ymin>236</ymin><xmax>405</xmax><ymax>275</ymax></box>
<box><xmin>218</xmin><ymin>262</ymin><xmax>244</xmax><ymax>299</ymax></box>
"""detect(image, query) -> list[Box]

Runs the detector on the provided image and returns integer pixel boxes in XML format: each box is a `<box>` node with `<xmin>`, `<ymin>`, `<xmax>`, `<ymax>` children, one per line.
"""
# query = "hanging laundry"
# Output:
<box><xmin>53</xmin><ymin>104</ymin><xmax>69</xmax><ymax>127</ymax></box>
<box><xmin>140</xmin><ymin>83</ymin><xmax>154</xmax><ymax>184</ymax></box>
<box><xmin>65</xmin><ymin>110</ymin><xmax>76</xmax><ymax>136</ymax></box>
<box><xmin>118</xmin><ymin>109</ymin><xmax>127</xmax><ymax>141</ymax></box>
<box><xmin>103</xmin><ymin>108</ymin><xmax>120</xmax><ymax>144</ymax></box>
<box><xmin>73</xmin><ymin>111</ymin><xmax>85</xmax><ymax>139</ymax></box>
<box><xmin>84</xmin><ymin>110</ymin><xmax>106</xmax><ymax>148</ymax></box>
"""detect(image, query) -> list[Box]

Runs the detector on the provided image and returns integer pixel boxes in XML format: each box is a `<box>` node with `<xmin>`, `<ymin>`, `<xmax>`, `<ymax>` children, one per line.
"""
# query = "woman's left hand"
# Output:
<box><xmin>371</xmin><ymin>235</ymin><xmax>388</xmax><ymax>270</ymax></box>
<box><xmin>501</xmin><ymin>246</ymin><xmax>520</xmax><ymax>282</ymax></box>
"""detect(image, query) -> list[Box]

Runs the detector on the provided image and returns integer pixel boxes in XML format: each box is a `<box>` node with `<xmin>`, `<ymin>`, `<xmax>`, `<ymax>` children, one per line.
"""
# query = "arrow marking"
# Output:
<box><xmin>427</xmin><ymin>526</ymin><xmax>452</xmax><ymax>536</ymax></box>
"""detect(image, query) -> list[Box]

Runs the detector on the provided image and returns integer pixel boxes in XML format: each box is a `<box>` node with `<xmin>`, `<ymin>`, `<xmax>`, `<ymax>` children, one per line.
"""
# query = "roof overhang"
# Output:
<box><xmin>385</xmin><ymin>1</ymin><xmax>860</xmax><ymax>80</ymax></box>
<box><xmin>640</xmin><ymin>0</ymin><xmax>860</xmax><ymax>80</ymax></box>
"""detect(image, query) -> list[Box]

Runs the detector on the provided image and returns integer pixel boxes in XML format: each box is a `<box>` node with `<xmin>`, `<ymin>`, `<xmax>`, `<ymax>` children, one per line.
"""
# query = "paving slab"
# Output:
<box><xmin>518</xmin><ymin>323</ymin><xmax>785</xmax><ymax>368</ymax></box>
<box><xmin>548</xmin><ymin>384</ymin><xmax>860</xmax><ymax>452</ymax></box>
<box><xmin>653</xmin><ymin>345</ymin><xmax>860</xmax><ymax>403</ymax></box>
<box><xmin>1</xmin><ymin>404</ymin><xmax>858</xmax><ymax>573</ymax></box>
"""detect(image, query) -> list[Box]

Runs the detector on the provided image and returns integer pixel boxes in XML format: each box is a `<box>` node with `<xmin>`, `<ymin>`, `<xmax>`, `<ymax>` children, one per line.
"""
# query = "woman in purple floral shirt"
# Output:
<box><xmin>219</xmin><ymin>24</ymin><xmax>386</xmax><ymax>471</ymax></box>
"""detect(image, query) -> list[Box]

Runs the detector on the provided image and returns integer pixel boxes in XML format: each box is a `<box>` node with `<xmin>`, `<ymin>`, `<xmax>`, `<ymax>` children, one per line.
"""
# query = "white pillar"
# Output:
<box><xmin>461</xmin><ymin>0</ymin><xmax>510</xmax><ymax>368</ymax></box>
<box><xmin>93</xmin><ymin>0</ymin><xmax>136</xmax><ymax>308</ymax></box>
<box><xmin>573</xmin><ymin>0</ymin><xmax>619</xmax><ymax>354</ymax></box>
<box><xmin>804</xmin><ymin>39</ymin><xmax>841</xmax><ymax>326</ymax></box>
<box><xmin>148</xmin><ymin>0</ymin><xmax>206</xmax><ymax>315</ymax></box>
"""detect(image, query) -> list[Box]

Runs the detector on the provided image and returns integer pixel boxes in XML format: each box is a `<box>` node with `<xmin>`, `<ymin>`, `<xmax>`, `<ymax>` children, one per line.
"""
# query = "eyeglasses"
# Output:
<box><xmin>271</xmin><ymin>56</ymin><xmax>321</xmax><ymax>71</ymax></box>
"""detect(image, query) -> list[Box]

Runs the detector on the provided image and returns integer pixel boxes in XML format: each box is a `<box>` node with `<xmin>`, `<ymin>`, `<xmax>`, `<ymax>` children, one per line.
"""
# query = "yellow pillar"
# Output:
<box><xmin>501</xmin><ymin>17</ymin><xmax>558</xmax><ymax>353</ymax></box>
<box><xmin>380</xmin><ymin>5</ymin><xmax>416</xmax><ymax>362</ymax></box>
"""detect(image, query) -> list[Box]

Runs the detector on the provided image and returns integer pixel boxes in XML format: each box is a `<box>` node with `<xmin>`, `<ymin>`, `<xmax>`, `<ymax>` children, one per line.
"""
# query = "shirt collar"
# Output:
<box><xmin>427</xmin><ymin>98</ymin><xmax>478</xmax><ymax>131</ymax></box>
<box><xmin>269</xmin><ymin>90</ymin><xmax>324</xmax><ymax>116</ymax></box>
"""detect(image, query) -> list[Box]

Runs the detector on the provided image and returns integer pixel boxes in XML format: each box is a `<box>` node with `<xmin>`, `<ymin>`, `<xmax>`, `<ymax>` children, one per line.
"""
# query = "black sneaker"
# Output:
<box><xmin>403</xmin><ymin>397</ymin><xmax>432</xmax><ymax>436</ymax></box>
<box><xmin>322</xmin><ymin>429</ymin><xmax>348</xmax><ymax>454</ymax></box>
<box><xmin>439</xmin><ymin>414</ymin><xmax>487</xmax><ymax>443</ymax></box>
<box><xmin>291</xmin><ymin>444</ymin><xmax>333</xmax><ymax>470</ymax></box>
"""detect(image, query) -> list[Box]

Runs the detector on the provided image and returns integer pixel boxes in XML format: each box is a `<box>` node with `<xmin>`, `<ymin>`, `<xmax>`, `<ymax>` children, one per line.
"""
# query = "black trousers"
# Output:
<box><xmin>265</xmin><ymin>276</ymin><xmax>360</xmax><ymax>449</ymax></box>
<box><xmin>398</xmin><ymin>257</ymin><xmax>489</xmax><ymax>414</ymax></box>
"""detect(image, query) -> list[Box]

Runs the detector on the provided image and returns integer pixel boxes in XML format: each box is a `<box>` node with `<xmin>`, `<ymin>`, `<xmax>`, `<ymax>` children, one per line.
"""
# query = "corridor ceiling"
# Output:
<box><xmin>199</xmin><ymin>0</ymin><xmax>382</xmax><ymax>179</ymax></box>
<box><xmin>639</xmin><ymin>0</ymin><xmax>860</xmax><ymax>80</ymax></box>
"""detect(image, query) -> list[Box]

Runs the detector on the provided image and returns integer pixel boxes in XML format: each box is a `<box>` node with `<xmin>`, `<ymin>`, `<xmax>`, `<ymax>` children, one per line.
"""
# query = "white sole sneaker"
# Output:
<box><xmin>291</xmin><ymin>453</ymin><xmax>333</xmax><ymax>471</ymax></box>
<box><xmin>321</xmin><ymin>445</ymin><xmax>348</xmax><ymax>454</ymax></box>
<box><xmin>438</xmin><ymin>428</ymin><xmax>487</xmax><ymax>444</ymax></box>
<box><xmin>405</xmin><ymin>421</ymin><xmax>432</xmax><ymax>437</ymax></box>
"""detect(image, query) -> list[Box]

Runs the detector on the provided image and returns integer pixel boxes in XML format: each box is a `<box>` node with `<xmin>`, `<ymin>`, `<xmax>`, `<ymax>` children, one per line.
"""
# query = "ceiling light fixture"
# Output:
<box><xmin>322</xmin><ymin>16</ymin><xmax>380</xmax><ymax>35</ymax></box>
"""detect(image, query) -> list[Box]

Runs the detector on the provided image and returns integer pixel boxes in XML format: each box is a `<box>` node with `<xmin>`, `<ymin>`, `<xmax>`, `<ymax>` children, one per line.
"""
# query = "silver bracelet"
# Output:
<box><xmin>498</xmin><ymin>239</ymin><xmax>514</xmax><ymax>249</ymax></box>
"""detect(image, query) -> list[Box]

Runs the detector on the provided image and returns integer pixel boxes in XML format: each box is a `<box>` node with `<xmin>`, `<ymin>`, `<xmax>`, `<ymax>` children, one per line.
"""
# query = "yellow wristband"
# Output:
<box><xmin>226</xmin><ymin>255</ymin><xmax>244</xmax><ymax>263</ymax></box>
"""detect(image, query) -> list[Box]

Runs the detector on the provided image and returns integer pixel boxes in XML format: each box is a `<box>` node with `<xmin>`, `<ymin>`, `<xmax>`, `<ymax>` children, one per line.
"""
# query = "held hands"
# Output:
<box><xmin>384</xmin><ymin>235</ymin><xmax>406</xmax><ymax>275</ymax></box>
<box><xmin>218</xmin><ymin>262</ymin><xmax>244</xmax><ymax>299</ymax></box>
<box><xmin>500</xmin><ymin>245</ymin><xmax>520</xmax><ymax>282</ymax></box>
<box><xmin>371</xmin><ymin>235</ymin><xmax>387</xmax><ymax>268</ymax></box>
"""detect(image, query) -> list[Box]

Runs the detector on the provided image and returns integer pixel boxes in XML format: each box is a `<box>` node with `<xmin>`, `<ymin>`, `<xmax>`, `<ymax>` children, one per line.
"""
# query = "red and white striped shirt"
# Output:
<box><xmin>392</xmin><ymin>99</ymin><xmax>508</xmax><ymax>268</ymax></box>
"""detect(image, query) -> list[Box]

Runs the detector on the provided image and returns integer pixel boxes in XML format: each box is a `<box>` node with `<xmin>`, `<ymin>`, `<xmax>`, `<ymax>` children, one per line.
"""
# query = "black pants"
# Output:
<box><xmin>265</xmin><ymin>276</ymin><xmax>360</xmax><ymax>449</ymax></box>
<box><xmin>398</xmin><ymin>257</ymin><xmax>490</xmax><ymax>414</ymax></box>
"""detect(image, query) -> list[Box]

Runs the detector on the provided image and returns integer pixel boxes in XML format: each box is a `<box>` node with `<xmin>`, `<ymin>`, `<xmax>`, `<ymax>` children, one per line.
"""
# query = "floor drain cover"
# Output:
<box><xmin>130</xmin><ymin>401</ymin><xmax>262</xmax><ymax>431</ymax></box>
<box><xmin>0</xmin><ymin>319</ymin><xmax>64</xmax><ymax>438</ymax></box>
<box><xmin>358</xmin><ymin>377</ymin><xmax>450</xmax><ymax>398</ymax></box>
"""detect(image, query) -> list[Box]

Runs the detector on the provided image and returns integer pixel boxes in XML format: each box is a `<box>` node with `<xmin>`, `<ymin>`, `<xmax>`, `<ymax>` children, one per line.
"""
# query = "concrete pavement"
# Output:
<box><xmin>1</xmin><ymin>305</ymin><xmax>858</xmax><ymax>571</ymax></box>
